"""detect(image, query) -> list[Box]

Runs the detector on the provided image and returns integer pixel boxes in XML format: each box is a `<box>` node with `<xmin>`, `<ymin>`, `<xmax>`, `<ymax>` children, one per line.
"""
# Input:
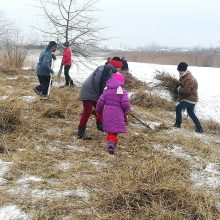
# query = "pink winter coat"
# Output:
<box><xmin>96</xmin><ymin>78</ymin><xmax>131</xmax><ymax>133</ymax></box>
<box><xmin>63</xmin><ymin>47</ymin><xmax>72</xmax><ymax>65</ymax></box>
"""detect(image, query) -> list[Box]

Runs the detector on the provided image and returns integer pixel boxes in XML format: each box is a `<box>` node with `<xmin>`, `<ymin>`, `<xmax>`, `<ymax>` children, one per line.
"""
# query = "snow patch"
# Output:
<box><xmin>7</xmin><ymin>76</ymin><xmax>18</xmax><ymax>80</ymax></box>
<box><xmin>132</xmin><ymin>120</ymin><xmax>162</xmax><ymax>131</ymax></box>
<box><xmin>21</xmin><ymin>96</ymin><xmax>36</xmax><ymax>102</ymax></box>
<box><xmin>31</xmin><ymin>187</ymin><xmax>90</xmax><ymax>201</ymax></box>
<box><xmin>0</xmin><ymin>96</ymin><xmax>8</xmax><ymax>100</ymax></box>
<box><xmin>55</xmin><ymin>161</ymin><xmax>72</xmax><ymax>171</ymax></box>
<box><xmin>17</xmin><ymin>175</ymin><xmax>43</xmax><ymax>183</ymax></box>
<box><xmin>0</xmin><ymin>160</ymin><xmax>12</xmax><ymax>185</ymax></box>
<box><xmin>154</xmin><ymin>144</ymin><xmax>220</xmax><ymax>189</ymax></box>
<box><xmin>0</xmin><ymin>205</ymin><xmax>28</xmax><ymax>220</ymax></box>
<box><xmin>191</xmin><ymin>162</ymin><xmax>220</xmax><ymax>189</ymax></box>
<box><xmin>90</xmin><ymin>160</ymin><xmax>107</xmax><ymax>170</ymax></box>
<box><xmin>154</xmin><ymin>144</ymin><xmax>192</xmax><ymax>160</ymax></box>
<box><xmin>8</xmin><ymin>184</ymin><xmax>90</xmax><ymax>201</ymax></box>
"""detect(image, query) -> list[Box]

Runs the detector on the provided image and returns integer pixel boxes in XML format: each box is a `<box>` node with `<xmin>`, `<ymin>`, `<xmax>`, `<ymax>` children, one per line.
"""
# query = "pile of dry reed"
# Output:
<box><xmin>131</xmin><ymin>91</ymin><xmax>175</xmax><ymax>111</ymax></box>
<box><xmin>154</xmin><ymin>70</ymin><xmax>181</xmax><ymax>102</ymax></box>
<box><xmin>125</xmin><ymin>72</ymin><xmax>148</xmax><ymax>91</ymax></box>
<box><xmin>0</xmin><ymin>97</ymin><xmax>24</xmax><ymax>133</ymax></box>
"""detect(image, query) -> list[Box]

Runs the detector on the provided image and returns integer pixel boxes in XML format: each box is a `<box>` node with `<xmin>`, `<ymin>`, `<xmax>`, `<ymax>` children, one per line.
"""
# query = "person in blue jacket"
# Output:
<box><xmin>34</xmin><ymin>41</ymin><xmax>57</xmax><ymax>96</ymax></box>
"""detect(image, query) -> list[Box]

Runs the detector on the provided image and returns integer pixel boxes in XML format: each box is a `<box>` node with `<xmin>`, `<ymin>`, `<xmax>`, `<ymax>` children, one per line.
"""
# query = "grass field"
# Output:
<box><xmin>0</xmin><ymin>67</ymin><xmax>219</xmax><ymax>219</ymax></box>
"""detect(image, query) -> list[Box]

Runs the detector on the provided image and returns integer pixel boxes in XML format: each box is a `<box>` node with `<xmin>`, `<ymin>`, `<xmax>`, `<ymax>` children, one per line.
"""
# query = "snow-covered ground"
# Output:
<box><xmin>43</xmin><ymin>56</ymin><xmax>220</xmax><ymax>122</ymax></box>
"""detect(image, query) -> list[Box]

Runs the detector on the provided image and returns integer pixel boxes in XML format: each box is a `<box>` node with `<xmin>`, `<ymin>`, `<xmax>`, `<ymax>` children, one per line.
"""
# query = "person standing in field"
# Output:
<box><xmin>174</xmin><ymin>62</ymin><xmax>203</xmax><ymax>133</ymax></box>
<box><xmin>34</xmin><ymin>41</ymin><xmax>57</xmax><ymax>96</ymax></box>
<box><xmin>62</xmin><ymin>41</ymin><xmax>75</xmax><ymax>87</ymax></box>
<box><xmin>96</xmin><ymin>73</ymin><xmax>131</xmax><ymax>154</ymax></box>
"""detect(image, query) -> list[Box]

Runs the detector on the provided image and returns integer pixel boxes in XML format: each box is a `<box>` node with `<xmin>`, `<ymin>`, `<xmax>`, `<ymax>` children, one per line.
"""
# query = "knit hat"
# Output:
<box><xmin>177</xmin><ymin>62</ymin><xmax>188</xmax><ymax>72</ymax></box>
<box><xmin>48</xmin><ymin>41</ymin><xmax>57</xmax><ymax>48</ymax></box>
<box><xmin>109</xmin><ymin>57</ymin><xmax>123</xmax><ymax>69</ymax></box>
<box><xmin>112</xmin><ymin>72</ymin><xmax>125</xmax><ymax>84</ymax></box>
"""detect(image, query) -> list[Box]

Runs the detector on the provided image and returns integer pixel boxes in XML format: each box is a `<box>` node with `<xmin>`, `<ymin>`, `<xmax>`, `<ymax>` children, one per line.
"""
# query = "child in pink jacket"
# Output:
<box><xmin>96</xmin><ymin>73</ymin><xmax>131</xmax><ymax>154</ymax></box>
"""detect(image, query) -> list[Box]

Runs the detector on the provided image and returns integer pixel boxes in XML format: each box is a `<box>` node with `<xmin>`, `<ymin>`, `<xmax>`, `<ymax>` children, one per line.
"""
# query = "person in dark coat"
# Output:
<box><xmin>174</xmin><ymin>62</ymin><xmax>203</xmax><ymax>133</ymax></box>
<box><xmin>34</xmin><ymin>41</ymin><xmax>57</xmax><ymax>96</ymax></box>
<box><xmin>96</xmin><ymin>73</ymin><xmax>131</xmax><ymax>154</ymax></box>
<box><xmin>78</xmin><ymin>57</ymin><xmax>123</xmax><ymax>139</ymax></box>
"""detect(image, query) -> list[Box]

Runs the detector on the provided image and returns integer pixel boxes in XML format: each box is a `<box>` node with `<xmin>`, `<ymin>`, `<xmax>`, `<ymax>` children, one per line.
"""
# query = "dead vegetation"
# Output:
<box><xmin>0</xmin><ymin>64</ymin><xmax>19</xmax><ymax>75</ymax></box>
<box><xmin>125</xmin><ymin>72</ymin><xmax>148</xmax><ymax>91</ymax></box>
<box><xmin>108</xmin><ymin>50</ymin><xmax>220</xmax><ymax>67</ymax></box>
<box><xmin>131</xmin><ymin>90</ymin><xmax>175</xmax><ymax>111</ymax></box>
<box><xmin>0</xmin><ymin>97</ymin><xmax>25</xmax><ymax>133</ymax></box>
<box><xmin>0</xmin><ymin>67</ymin><xmax>219</xmax><ymax>219</ymax></box>
<box><xmin>154</xmin><ymin>70</ymin><xmax>181</xmax><ymax>102</ymax></box>
<box><xmin>202</xmin><ymin>119</ymin><xmax>220</xmax><ymax>134</ymax></box>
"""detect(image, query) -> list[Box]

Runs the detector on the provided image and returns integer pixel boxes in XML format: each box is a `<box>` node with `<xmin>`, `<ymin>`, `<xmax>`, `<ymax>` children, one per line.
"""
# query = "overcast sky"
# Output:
<box><xmin>1</xmin><ymin>0</ymin><xmax>220</xmax><ymax>48</ymax></box>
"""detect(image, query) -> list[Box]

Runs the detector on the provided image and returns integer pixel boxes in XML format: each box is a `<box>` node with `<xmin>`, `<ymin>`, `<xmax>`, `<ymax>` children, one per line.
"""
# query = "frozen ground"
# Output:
<box><xmin>0</xmin><ymin>54</ymin><xmax>217</xmax><ymax>219</ymax></box>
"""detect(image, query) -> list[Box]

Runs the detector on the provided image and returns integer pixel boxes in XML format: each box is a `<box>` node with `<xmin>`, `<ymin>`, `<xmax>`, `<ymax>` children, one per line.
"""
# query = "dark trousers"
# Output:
<box><xmin>35</xmin><ymin>75</ymin><xmax>51</xmax><ymax>95</ymax></box>
<box><xmin>79</xmin><ymin>100</ymin><xmax>102</xmax><ymax>128</ymax></box>
<box><xmin>64</xmin><ymin>65</ymin><xmax>74</xmax><ymax>86</ymax></box>
<box><xmin>175</xmin><ymin>101</ymin><xmax>202</xmax><ymax>130</ymax></box>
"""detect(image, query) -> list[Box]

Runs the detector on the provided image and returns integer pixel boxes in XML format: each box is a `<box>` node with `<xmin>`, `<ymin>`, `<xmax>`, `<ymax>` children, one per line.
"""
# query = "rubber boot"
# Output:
<box><xmin>195</xmin><ymin>127</ymin><xmax>204</xmax><ymax>134</ymax></box>
<box><xmin>173</xmin><ymin>121</ymin><xmax>181</xmax><ymax>128</ymax></box>
<box><xmin>107</xmin><ymin>141</ymin><xmax>115</xmax><ymax>154</ymax></box>
<box><xmin>77</xmin><ymin>125</ymin><xmax>92</xmax><ymax>140</ymax></box>
<box><xmin>96</xmin><ymin>122</ymin><xmax>104</xmax><ymax>132</ymax></box>
<box><xmin>65</xmin><ymin>81</ymin><xmax>69</xmax><ymax>87</ymax></box>
<box><xmin>70</xmin><ymin>80</ymin><xmax>75</xmax><ymax>87</ymax></box>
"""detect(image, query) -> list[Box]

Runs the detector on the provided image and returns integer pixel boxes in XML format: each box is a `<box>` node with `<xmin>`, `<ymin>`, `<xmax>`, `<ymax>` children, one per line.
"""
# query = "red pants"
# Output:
<box><xmin>106</xmin><ymin>133</ymin><xmax>118</xmax><ymax>144</ymax></box>
<box><xmin>79</xmin><ymin>100</ymin><xmax>102</xmax><ymax>128</ymax></box>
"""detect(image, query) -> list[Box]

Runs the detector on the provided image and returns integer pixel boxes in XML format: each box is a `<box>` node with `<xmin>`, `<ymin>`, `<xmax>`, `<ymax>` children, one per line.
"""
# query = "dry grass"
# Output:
<box><xmin>202</xmin><ymin>119</ymin><xmax>220</xmax><ymax>134</ymax></box>
<box><xmin>131</xmin><ymin>90</ymin><xmax>175</xmax><ymax>111</ymax></box>
<box><xmin>154</xmin><ymin>70</ymin><xmax>181</xmax><ymax>102</ymax></box>
<box><xmin>125</xmin><ymin>72</ymin><xmax>149</xmax><ymax>91</ymax></box>
<box><xmin>108</xmin><ymin>50</ymin><xmax>220</xmax><ymax>67</ymax></box>
<box><xmin>0</xmin><ymin>97</ymin><xmax>25</xmax><ymax>133</ymax></box>
<box><xmin>96</xmin><ymin>154</ymin><xmax>219</xmax><ymax>220</ymax></box>
<box><xmin>0</xmin><ymin>64</ymin><xmax>20</xmax><ymax>75</ymax></box>
<box><xmin>0</xmin><ymin>66</ymin><xmax>219</xmax><ymax>219</ymax></box>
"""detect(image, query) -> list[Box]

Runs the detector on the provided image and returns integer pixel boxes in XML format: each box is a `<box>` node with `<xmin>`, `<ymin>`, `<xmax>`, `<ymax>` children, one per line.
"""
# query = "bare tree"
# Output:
<box><xmin>0</xmin><ymin>11</ymin><xmax>13</xmax><ymax>46</ymax></box>
<box><xmin>36</xmin><ymin>0</ymin><xmax>105</xmax><ymax>75</ymax></box>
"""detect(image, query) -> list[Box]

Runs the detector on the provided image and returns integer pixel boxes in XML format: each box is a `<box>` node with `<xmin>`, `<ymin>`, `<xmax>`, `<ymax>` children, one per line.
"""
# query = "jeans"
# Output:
<box><xmin>175</xmin><ymin>101</ymin><xmax>202</xmax><ymax>130</ymax></box>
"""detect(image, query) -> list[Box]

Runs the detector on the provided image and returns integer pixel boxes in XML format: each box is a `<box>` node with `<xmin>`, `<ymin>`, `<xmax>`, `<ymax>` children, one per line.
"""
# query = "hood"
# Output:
<box><xmin>106</xmin><ymin>78</ymin><xmax>124</xmax><ymax>89</ymax></box>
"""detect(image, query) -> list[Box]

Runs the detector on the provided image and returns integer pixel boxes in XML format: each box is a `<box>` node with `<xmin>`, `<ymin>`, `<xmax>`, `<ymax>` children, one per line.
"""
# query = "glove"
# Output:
<box><xmin>92</xmin><ymin>109</ymin><xmax>96</xmax><ymax>115</ymax></box>
<box><xmin>52</xmin><ymin>54</ymin><xmax>56</xmax><ymax>60</ymax></box>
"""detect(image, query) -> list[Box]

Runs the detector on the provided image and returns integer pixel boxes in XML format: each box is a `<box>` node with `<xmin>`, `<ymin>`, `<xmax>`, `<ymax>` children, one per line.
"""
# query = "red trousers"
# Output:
<box><xmin>79</xmin><ymin>100</ymin><xmax>102</xmax><ymax>128</ymax></box>
<box><xmin>106</xmin><ymin>133</ymin><xmax>118</xmax><ymax>144</ymax></box>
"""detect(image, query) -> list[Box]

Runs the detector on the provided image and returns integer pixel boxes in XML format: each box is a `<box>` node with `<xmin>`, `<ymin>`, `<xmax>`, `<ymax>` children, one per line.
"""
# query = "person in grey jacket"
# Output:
<box><xmin>78</xmin><ymin>57</ymin><xmax>124</xmax><ymax>140</ymax></box>
<box><xmin>34</xmin><ymin>41</ymin><xmax>57</xmax><ymax>96</ymax></box>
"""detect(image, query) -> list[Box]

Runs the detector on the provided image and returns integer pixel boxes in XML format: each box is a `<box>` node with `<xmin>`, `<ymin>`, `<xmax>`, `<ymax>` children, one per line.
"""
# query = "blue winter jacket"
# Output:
<box><xmin>36</xmin><ymin>48</ymin><xmax>53</xmax><ymax>76</ymax></box>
